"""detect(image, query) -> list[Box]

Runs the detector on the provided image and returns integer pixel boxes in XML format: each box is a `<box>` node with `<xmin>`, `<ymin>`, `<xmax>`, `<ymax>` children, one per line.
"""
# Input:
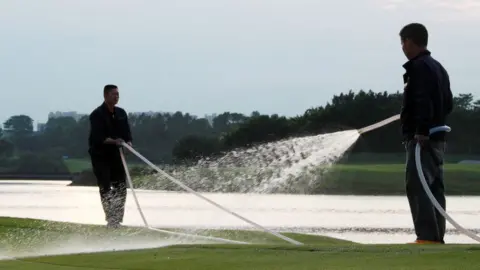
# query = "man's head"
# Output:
<box><xmin>399</xmin><ymin>23</ymin><xmax>428</xmax><ymax>60</ymax></box>
<box><xmin>103</xmin><ymin>84</ymin><xmax>119</xmax><ymax>106</ymax></box>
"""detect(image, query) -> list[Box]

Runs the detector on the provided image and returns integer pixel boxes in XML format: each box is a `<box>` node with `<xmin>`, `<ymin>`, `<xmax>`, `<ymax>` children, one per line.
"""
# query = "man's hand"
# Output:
<box><xmin>414</xmin><ymin>134</ymin><xmax>429</xmax><ymax>146</ymax></box>
<box><xmin>104</xmin><ymin>138</ymin><xmax>127</xmax><ymax>146</ymax></box>
<box><xmin>114</xmin><ymin>138</ymin><xmax>125</xmax><ymax>145</ymax></box>
<box><xmin>126</xmin><ymin>141</ymin><xmax>132</xmax><ymax>147</ymax></box>
<box><xmin>104</xmin><ymin>138</ymin><xmax>117</xmax><ymax>144</ymax></box>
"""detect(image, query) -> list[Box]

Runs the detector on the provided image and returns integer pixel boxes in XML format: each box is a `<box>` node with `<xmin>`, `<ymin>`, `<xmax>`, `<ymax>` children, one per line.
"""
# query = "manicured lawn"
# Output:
<box><xmin>0</xmin><ymin>217</ymin><xmax>479</xmax><ymax>270</ymax></box>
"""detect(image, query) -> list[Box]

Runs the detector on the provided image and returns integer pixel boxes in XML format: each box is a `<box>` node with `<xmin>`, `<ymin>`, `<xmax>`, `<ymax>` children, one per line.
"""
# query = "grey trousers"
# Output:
<box><xmin>405</xmin><ymin>140</ymin><xmax>446</xmax><ymax>243</ymax></box>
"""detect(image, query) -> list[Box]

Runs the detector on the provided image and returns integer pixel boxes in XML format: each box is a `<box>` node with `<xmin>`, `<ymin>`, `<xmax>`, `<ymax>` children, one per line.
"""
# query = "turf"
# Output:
<box><xmin>0</xmin><ymin>217</ymin><xmax>480</xmax><ymax>269</ymax></box>
<box><xmin>63</xmin><ymin>158</ymin><xmax>92</xmax><ymax>173</ymax></box>
<box><xmin>337</xmin><ymin>152</ymin><xmax>480</xmax><ymax>164</ymax></box>
<box><xmin>5</xmin><ymin>244</ymin><xmax>480</xmax><ymax>270</ymax></box>
<box><xmin>319</xmin><ymin>163</ymin><xmax>480</xmax><ymax>195</ymax></box>
<box><xmin>0</xmin><ymin>216</ymin><xmax>350</xmax><ymax>259</ymax></box>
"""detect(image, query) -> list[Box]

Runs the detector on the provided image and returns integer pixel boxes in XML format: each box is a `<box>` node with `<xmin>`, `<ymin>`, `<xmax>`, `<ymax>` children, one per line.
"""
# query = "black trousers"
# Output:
<box><xmin>90</xmin><ymin>151</ymin><xmax>127</xmax><ymax>224</ymax></box>
<box><xmin>405</xmin><ymin>140</ymin><xmax>446</xmax><ymax>243</ymax></box>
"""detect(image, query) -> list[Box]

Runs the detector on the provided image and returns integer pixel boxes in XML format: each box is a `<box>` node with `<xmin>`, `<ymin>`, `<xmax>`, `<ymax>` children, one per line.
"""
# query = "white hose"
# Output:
<box><xmin>119</xmin><ymin>148</ymin><xmax>250</xmax><ymax>245</ymax></box>
<box><xmin>358</xmin><ymin>114</ymin><xmax>400</xmax><ymax>134</ymax></box>
<box><xmin>120</xmin><ymin>143</ymin><xmax>303</xmax><ymax>246</ymax></box>
<box><xmin>415</xmin><ymin>126</ymin><xmax>480</xmax><ymax>243</ymax></box>
<box><xmin>119</xmin><ymin>148</ymin><xmax>149</xmax><ymax>227</ymax></box>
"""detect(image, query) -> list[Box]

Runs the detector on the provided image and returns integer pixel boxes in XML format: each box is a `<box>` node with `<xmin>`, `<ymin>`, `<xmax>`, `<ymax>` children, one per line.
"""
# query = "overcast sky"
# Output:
<box><xmin>1</xmin><ymin>0</ymin><xmax>480</xmax><ymax>125</ymax></box>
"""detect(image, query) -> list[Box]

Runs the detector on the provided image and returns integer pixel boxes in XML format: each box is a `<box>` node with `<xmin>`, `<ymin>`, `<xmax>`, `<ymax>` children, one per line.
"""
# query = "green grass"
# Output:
<box><xmin>318</xmin><ymin>163</ymin><xmax>480</xmax><ymax>195</ymax></box>
<box><xmin>63</xmin><ymin>158</ymin><xmax>91</xmax><ymax>173</ymax></box>
<box><xmin>0</xmin><ymin>217</ymin><xmax>350</xmax><ymax>257</ymax></box>
<box><xmin>337</xmin><ymin>152</ymin><xmax>480</xmax><ymax>164</ymax></box>
<box><xmin>0</xmin><ymin>217</ymin><xmax>479</xmax><ymax>269</ymax></box>
<box><xmin>332</xmin><ymin>163</ymin><xmax>480</xmax><ymax>173</ymax></box>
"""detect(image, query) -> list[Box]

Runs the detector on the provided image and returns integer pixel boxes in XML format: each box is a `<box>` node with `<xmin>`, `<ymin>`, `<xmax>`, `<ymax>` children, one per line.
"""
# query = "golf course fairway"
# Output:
<box><xmin>0</xmin><ymin>217</ymin><xmax>479</xmax><ymax>269</ymax></box>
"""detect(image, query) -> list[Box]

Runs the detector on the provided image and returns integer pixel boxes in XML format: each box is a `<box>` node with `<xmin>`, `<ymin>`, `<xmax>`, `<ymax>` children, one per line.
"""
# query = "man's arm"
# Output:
<box><xmin>409</xmin><ymin>62</ymin><xmax>434</xmax><ymax>137</ymax></box>
<box><xmin>126</xmin><ymin>115</ymin><xmax>132</xmax><ymax>146</ymax></box>
<box><xmin>445</xmin><ymin>78</ymin><xmax>453</xmax><ymax>115</ymax></box>
<box><xmin>123</xmin><ymin>110</ymin><xmax>133</xmax><ymax>146</ymax></box>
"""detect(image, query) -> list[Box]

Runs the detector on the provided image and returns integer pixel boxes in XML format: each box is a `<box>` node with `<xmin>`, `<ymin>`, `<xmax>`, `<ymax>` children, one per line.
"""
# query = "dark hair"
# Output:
<box><xmin>399</xmin><ymin>23</ymin><xmax>428</xmax><ymax>47</ymax></box>
<box><xmin>103</xmin><ymin>84</ymin><xmax>118</xmax><ymax>95</ymax></box>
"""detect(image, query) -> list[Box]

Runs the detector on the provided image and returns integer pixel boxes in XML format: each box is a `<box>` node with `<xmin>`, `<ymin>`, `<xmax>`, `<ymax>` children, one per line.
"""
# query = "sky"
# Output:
<box><xmin>1</xmin><ymin>0</ymin><xmax>480</xmax><ymax>126</ymax></box>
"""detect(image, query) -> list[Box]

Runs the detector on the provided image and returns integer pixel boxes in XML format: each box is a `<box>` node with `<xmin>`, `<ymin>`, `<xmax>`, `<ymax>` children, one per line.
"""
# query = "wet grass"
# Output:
<box><xmin>0</xmin><ymin>217</ymin><xmax>349</xmax><ymax>257</ymax></box>
<box><xmin>0</xmin><ymin>217</ymin><xmax>479</xmax><ymax>269</ymax></box>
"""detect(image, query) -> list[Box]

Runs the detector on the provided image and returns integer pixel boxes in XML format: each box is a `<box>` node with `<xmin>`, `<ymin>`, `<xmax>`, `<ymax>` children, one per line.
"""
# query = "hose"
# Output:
<box><xmin>119</xmin><ymin>148</ymin><xmax>250</xmax><ymax>245</ymax></box>
<box><xmin>357</xmin><ymin>114</ymin><xmax>400</xmax><ymax>134</ymax></box>
<box><xmin>415</xmin><ymin>125</ymin><xmax>480</xmax><ymax>242</ymax></box>
<box><xmin>119</xmin><ymin>145</ymin><xmax>303</xmax><ymax>245</ymax></box>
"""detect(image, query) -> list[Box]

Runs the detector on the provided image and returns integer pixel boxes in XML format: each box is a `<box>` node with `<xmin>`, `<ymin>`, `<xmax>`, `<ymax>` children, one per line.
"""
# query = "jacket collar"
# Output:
<box><xmin>100</xmin><ymin>102</ymin><xmax>116</xmax><ymax>114</ymax></box>
<box><xmin>402</xmin><ymin>49</ymin><xmax>431</xmax><ymax>71</ymax></box>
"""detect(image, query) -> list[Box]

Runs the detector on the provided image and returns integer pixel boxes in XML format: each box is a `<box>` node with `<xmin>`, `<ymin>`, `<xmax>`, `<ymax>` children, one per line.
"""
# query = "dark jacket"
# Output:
<box><xmin>88</xmin><ymin>102</ymin><xmax>132</xmax><ymax>157</ymax></box>
<box><xmin>400</xmin><ymin>50</ymin><xmax>453</xmax><ymax>141</ymax></box>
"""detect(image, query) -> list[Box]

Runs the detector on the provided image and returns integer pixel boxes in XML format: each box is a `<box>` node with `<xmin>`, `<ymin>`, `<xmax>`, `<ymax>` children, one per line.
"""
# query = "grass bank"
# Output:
<box><xmin>318</xmin><ymin>163</ymin><xmax>480</xmax><ymax>195</ymax></box>
<box><xmin>64</xmin><ymin>155</ymin><xmax>480</xmax><ymax>195</ymax></box>
<box><xmin>63</xmin><ymin>158</ymin><xmax>91</xmax><ymax>173</ymax></box>
<box><xmin>0</xmin><ymin>217</ymin><xmax>479</xmax><ymax>269</ymax></box>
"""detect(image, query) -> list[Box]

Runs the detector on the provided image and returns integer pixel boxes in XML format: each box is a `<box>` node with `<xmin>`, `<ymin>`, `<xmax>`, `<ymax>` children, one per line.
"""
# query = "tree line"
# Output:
<box><xmin>0</xmin><ymin>89</ymin><xmax>479</xmax><ymax>175</ymax></box>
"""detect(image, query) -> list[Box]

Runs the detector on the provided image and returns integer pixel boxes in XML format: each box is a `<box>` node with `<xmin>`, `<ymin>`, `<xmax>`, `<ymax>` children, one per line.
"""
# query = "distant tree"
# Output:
<box><xmin>0</xmin><ymin>139</ymin><xmax>14</xmax><ymax>158</ymax></box>
<box><xmin>8</xmin><ymin>89</ymin><xmax>480</xmax><ymax>168</ymax></box>
<box><xmin>3</xmin><ymin>115</ymin><xmax>34</xmax><ymax>136</ymax></box>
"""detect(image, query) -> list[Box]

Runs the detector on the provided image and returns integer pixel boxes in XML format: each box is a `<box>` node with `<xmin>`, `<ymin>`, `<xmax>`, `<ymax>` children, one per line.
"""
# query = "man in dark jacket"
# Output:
<box><xmin>88</xmin><ymin>84</ymin><xmax>133</xmax><ymax>228</ymax></box>
<box><xmin>399</xmin><ymin>23</ymin><xmax>453</xmax><ymax>244</ymax></box>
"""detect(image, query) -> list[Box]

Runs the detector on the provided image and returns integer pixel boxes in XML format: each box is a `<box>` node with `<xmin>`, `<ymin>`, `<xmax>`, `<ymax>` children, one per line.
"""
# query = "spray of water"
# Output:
<box><xmin>136</xmin><ymin>129</ymin><xmax>360</xmax><ymax>194</ymax></box>
<box><xmin>134</xmin><ymin>114</ymin><xmax>402</xmax><ymax>194</ymax></box>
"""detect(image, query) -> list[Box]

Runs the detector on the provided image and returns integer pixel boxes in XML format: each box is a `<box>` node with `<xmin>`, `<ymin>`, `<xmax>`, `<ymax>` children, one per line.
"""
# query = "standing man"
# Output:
<box><xmin>88</xmin><ymin>84</ymin><xmax>133</xmax><ymax>228</ymax></box>
<box><xmin>399</xmin><ymin>23</ymin><xmax>453</xmax><ymax>244</ymax></box>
